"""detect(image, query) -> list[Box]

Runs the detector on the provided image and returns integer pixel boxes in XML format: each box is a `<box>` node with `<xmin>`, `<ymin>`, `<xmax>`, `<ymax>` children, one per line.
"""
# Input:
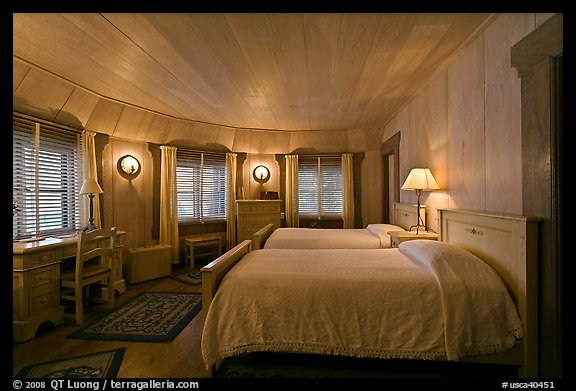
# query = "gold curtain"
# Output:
<box><xmin>342</xmin><ymin>153</ymin><xmax>355</xmax><ymax>229</ymax></box>
<box><xmin>285</xmin><ymin>155</ymin><xmax>299</xmax><ymax>227</ymax></box>
<box><xmin>81</xmin><ymin>130</ymin><xmax>101</xmax><ymax>228</ymax></box>
<box><xmin>159</xmin><ymin>145</ymin><xmax>179</xmax><ymax>264</ymax></box>
<box><xmin>226</xmin><ymin>153</ymin><xmax>237</xmax><ymax>249</ymax></box>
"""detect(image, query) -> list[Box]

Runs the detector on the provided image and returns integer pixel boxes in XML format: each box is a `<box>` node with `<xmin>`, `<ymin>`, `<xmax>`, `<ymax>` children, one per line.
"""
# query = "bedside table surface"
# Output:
<box><xmin>387</xmin><ymin>230</ymin><xmax>438</xmax><ymax>239</ymax></box>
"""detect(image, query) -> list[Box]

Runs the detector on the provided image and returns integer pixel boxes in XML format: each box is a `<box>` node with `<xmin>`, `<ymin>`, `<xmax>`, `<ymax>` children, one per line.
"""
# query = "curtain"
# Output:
<box><xmin>226</xmin><ymin>153</ymin><xmax>237</xmax><ymax>249</ymax></box>
<box><xmin>285</xmin><ymin>155</ymin><xmax>299</xmax><ymax>227</ymax></box>
<box><xmin>342</xmin><ymin>153</ymin><xmax>355</xmax><ymax>229</ymax></box>
<box><xmin>81</xmin><ymin>130</ymin><xmax>101</xmax><ymax>229</ymax></box>
<box><xmin>160</xmin><ymin>145</ymin><xmax>179</xmax><ymax>264</ymax></box>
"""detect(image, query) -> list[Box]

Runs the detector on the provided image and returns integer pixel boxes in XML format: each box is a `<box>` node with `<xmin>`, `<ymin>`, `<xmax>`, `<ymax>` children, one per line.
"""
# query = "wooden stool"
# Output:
<box><xmin>184</xmin><ymin>234</ymin><xmax>222</xmax><ymax>267</ymax></box>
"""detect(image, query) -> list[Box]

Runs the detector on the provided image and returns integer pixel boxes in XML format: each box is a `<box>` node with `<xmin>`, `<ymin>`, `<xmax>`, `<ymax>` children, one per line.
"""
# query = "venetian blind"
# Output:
<box><xmin>297</xmin><ymin>155</ymin><xmax>343</xmax><ymax>219</ymax></box>
<box><xmin>176</xmin><ymin>149</ymin><xmax>227</xmax><ymax>222</ymax></box>
<box><xmin>12</xmin><ymin>114</ymin><xmax>83</xmax><ymax>239</ymax></box>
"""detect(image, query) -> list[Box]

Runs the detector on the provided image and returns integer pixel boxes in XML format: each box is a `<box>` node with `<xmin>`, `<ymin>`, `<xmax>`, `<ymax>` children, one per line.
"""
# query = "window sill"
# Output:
<box><xmin>178</xmin><ymin>219</ymin><xmax>226</xmax><ymax>226</ymax></box>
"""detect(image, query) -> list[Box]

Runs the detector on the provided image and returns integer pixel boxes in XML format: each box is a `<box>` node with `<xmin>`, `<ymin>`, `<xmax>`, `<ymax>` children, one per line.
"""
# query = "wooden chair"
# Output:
<box><xmin>60</xmin><ymin>227</ymin><xmax>117</xmax><ymax>324</ymax></box>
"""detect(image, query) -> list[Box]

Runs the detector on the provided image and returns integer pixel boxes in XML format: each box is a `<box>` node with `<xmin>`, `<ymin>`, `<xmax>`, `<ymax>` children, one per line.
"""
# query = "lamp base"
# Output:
<box><xmin>410</xmin><ymin>189</ymin><xmax>425</xmax><ymax>235</ymax></box>
<box><xmin>81</xmin><ymin>223</ymin><xmax>97</xmax><ymax>233</ymax></box>
<box><xmin>82</xmin><ymin>193</ymin><xmax>98</xmax><ymax>233</ymax></box>
<box><xmin>408</xmin><ymin>224</ymin><xmax>425</xmax><ymax>235</ymax></box>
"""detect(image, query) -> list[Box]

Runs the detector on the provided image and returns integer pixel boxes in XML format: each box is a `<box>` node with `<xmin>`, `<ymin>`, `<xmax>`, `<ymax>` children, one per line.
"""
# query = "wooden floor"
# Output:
<box><xmin>12</xmin><ymin>263</ymin><xmax>209</xmax><ymax>378</ymax></box>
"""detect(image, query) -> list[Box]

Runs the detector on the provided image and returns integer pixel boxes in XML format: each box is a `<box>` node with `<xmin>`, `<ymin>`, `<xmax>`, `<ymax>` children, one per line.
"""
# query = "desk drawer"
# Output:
<box><xmin>27</xmin><ymin>250</ymin><xmax>56</xmax><ymax>268</ymax></box>
<box><xmin>30</xmin><ymin>266</ymin><xmax>57</xmax><ymax>288</ymax></box>
<box><xmin>31</xmin><ymin>287</ymin><xmax>57</xmax><ymax>313</ymax></box>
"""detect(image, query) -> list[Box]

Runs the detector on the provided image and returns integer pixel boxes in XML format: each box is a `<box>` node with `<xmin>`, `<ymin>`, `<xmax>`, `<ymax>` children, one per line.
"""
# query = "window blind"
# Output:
<box><xmin>13</xmin><ymin>114</ymin><xmax>83</xmax><ymax>239</ymax></box>
<box><xmin>176</xmin><ymin>149</ymin><xmax>226</xmax><ymax>222</ymax></box>
<box><xmin>298</xmin><ymin>155</ymin><xmax>343</xmax><ymax>219</ymax></box>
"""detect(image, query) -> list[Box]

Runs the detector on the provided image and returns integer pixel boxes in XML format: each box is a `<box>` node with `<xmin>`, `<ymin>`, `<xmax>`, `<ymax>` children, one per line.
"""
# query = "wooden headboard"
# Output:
<box><xmin>393</xmin><ymin>202</ymin><xmax>426</xmax><ymax>231</ymax></box>
<box><xmin>438</xmin><ymin>208</ymin><xmax>539</xmax><ymax>377</ymax></box>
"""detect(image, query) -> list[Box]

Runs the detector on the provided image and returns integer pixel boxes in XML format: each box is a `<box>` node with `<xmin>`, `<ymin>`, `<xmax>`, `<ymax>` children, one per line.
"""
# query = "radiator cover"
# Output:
<box><xmin>126</xmin><ymin>245</ymin><xmax>172</xmax><ymax>283</ymax></box>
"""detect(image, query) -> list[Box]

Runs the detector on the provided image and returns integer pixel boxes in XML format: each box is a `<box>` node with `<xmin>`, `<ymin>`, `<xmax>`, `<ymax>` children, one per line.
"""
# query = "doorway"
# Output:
<box><xmin>381</xmin><ymin>132</ymin><xmax>400</xmax><ymax>223</ymax></box>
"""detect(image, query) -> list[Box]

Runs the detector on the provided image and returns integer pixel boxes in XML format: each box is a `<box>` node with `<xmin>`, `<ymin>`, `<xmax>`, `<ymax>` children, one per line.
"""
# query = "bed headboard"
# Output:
<box><xmin>393</xmin><ymin>202</ymin><xmax>426</xmax><ymax>231</ymax></box>
<box><xmin>438</xmin><ymin>208</ymin><xmax>539</xmax><ymax>377</ymax></box>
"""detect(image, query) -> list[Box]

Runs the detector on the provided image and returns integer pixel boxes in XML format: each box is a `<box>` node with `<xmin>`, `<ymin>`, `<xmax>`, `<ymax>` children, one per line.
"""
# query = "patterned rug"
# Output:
<box><xmin>68</xmin><ymin>291</ymin><xmax>202</xmax><ymax>342</ymax></box>
<box><xmin>15</xmin><ymin>348</ymin><xmax>125</xmax><ymax>378</ymax></box>
<box><xmin>171</xmin><ymin>270</ymin><xmax>202</xmax><ymax>286</ymax></box>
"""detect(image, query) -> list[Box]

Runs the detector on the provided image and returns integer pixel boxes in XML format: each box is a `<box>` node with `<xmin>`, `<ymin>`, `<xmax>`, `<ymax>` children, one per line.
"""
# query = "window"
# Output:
<box><xmin>176</xmin><ymin>149</ymin><xmax>226</xmax><ymax>222</ymax></box>
<box><xmin>298</xmin><ymin>155</ymin><xmax>343</xmax><ymax>219</ymax></box>
<box><xmin>13</xmin><ymin>114</ymin><xmax>83</xmax><ymax>239</ymax></box>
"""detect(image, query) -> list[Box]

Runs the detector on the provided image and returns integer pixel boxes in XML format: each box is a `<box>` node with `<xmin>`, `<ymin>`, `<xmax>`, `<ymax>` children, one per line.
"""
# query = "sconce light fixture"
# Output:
<box><xmin>401</xmin><ymin>168</ymin><xmax>439</xmax><ymax>234</ymax></box>
<box><xmin>253</xmin><ymin>164</ymin><xmax>271</xmax><ymax>184</ymax></box>
<box><xmin>118</xmin><ymin>155</ymin><xmax>141</xmax><ymax>177</ymax></box>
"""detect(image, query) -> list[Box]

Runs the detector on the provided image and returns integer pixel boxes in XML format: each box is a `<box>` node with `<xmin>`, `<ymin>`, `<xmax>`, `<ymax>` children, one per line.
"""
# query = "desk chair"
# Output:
<box><xmin>60</xmin><ymin>227</ymin><xmax>117</xmax><ymax>324</ymax></box>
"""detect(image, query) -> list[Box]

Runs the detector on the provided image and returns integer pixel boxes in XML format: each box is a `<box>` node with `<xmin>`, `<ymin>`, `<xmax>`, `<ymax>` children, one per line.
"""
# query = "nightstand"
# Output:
<box><xmin>388</xmin><ymin>230</ymin><xmax>438</xmax><ymax>248</ymax></box>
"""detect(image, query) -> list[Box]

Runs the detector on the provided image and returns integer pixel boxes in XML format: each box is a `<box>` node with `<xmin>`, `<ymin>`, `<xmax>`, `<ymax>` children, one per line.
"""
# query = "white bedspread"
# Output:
<box><xmin>263</xmin><ymin>228</ymin><xmax>384</xmax><ymax>249</ymax></box>
<box><xmin>201</xmin><ymin>244</ymin><xmax>524</xmax><ymax>369</ymax></box>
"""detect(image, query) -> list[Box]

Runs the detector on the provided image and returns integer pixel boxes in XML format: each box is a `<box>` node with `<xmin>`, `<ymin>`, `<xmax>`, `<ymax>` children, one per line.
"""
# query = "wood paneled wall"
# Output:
<box><xmin>100</xmin><ymin>137</ymin><xmax>154</xmax><ymax>252</ymax></box>
<box><xmin>378</xmin><ymin>13</ymin><xmax>553</xmax><ymax>233</ymax></box>
<box><xmin>242</xmin><ymin>154</ymin><xmax>281</xmax><ymax>200</ymax></box>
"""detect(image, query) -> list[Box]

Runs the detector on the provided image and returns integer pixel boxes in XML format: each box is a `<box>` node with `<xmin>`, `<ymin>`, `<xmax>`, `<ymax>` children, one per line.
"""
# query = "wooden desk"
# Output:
<box><xmin>13</xmin><ymin>231</ymin><xmax>126</xmax><ymax>342</ymax></box>
<box><xmin>184</xmin><ymin>234</ymin><xmax>222</xmax><ymax>268</ymax></box>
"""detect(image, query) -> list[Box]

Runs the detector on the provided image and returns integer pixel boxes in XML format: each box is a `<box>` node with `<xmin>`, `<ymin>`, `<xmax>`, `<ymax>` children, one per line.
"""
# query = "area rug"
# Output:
<box><xmin>15</xmin><ymin>348</ymin><xmax>125</xmax><ymax>378</ymax></box>
<box><xmin>68</xmin><ymin>291</ymin><xmax>202</xmax><ymax>342</ymax></box>
<box><xmin>171</xmin><ymin>270</ymin><xmax>202</xmax><ymax>286</ymax></box>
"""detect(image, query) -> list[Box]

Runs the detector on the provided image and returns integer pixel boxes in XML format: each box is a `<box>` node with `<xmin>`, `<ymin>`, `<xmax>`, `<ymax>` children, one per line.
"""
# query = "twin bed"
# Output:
<box><xmin>200</xmin><ymin>208</ymin><xmax>539</xmax><ymax>378</ymax></box>
<box><xmin>252</xmin><ymin>202</ymin><xmax>424</xmax><ymax>250</ymax></box>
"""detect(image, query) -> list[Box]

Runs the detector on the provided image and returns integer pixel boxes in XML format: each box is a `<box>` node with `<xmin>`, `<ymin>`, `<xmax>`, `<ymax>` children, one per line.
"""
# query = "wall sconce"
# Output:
<box><xmin>252</xmin><ymin>165</ymin><xmax>270</xmax><ymax>184</ymax></box>
<box><xmin>118</xmin><ymin>155</ymin><xmax>141</xmax><ymax>178</ymax></box>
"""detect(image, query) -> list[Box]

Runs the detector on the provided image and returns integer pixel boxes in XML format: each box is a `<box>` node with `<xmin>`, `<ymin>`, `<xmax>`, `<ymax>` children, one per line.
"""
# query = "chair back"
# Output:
<box><xmin>75</xmin><ymin>227</ymin><xmax>117</xmax><ymax>282</ymax></box>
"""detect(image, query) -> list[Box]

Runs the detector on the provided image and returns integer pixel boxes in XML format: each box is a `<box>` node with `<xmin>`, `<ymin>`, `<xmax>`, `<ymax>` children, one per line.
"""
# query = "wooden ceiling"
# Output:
<box><xmin>13</xmin><ymin>13</ymin><xmax>494</xmax><ymax>132</ymax></box>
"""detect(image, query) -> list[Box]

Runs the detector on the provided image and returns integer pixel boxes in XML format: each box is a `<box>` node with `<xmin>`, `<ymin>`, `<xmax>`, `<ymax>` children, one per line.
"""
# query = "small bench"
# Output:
<box><xmin>184</xmin><ymin>234</ymin><xmax>223</xmax><ymax>267</ymax></box>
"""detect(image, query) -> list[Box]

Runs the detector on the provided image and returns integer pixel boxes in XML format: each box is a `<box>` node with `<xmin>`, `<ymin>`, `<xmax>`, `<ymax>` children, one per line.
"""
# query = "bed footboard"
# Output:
<box><xmin>252</xmin><ymin>223</ymin><xmax>275</xmax><ymax>250</ymax></box>
<box><xmin>200</xmin><ymin>240</ymin><xmax>252</xmax><ymax>315</ymax></box>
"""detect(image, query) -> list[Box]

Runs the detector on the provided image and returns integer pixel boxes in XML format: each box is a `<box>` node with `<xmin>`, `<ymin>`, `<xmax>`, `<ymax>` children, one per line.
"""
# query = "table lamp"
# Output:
<box><xmin>401</xmin><ymin>168</ymin><xmax>439</xmax><ymax>234</ymax></box>
<box><xmin>80</xmin><ymin>178</ymin><xmax>103</xmax><ymax>232</ymax></box>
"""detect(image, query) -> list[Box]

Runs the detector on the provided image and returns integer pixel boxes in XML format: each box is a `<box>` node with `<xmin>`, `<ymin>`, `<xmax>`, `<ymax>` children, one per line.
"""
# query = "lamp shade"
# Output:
<box><xmin>401</xmin><ymin>168</ymin><xmax>440</xmax><ymax>191</ymax></box>
<box><xmin>80</xmin><ymin>178</ymin><xmax>103</xmax><ymax>195</ymax></box>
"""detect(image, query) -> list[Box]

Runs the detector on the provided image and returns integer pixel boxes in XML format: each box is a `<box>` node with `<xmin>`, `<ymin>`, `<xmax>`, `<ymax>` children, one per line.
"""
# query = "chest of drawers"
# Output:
<box><xmin>236</xmin><ymin>200</ymin><xmax>281</xmax><ymax>243</ymax></box>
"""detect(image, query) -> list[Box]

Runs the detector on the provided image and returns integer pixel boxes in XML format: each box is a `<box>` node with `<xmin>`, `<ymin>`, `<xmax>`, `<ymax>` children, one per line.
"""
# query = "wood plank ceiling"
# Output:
<box><xmin>13</xmin><ymin>13</ymin><xmax>494</xmax><ymax>132</ymax></box>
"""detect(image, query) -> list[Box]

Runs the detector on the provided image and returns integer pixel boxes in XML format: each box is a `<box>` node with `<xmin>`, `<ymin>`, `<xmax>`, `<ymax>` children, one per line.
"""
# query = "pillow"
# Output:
<box><xmin>365</xmin><ymin>224</ymin><xmax>405</xmax><ymax>248</ymax></box>
<box><xmin>398</xmin><ymin>240</ymin><xmax>487</xmax><ymax>271</ymax></box>
<box><xmin>398</xmin><ymin>239</ymin><xmax>523</xmax><ymax>361</ymax></box>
